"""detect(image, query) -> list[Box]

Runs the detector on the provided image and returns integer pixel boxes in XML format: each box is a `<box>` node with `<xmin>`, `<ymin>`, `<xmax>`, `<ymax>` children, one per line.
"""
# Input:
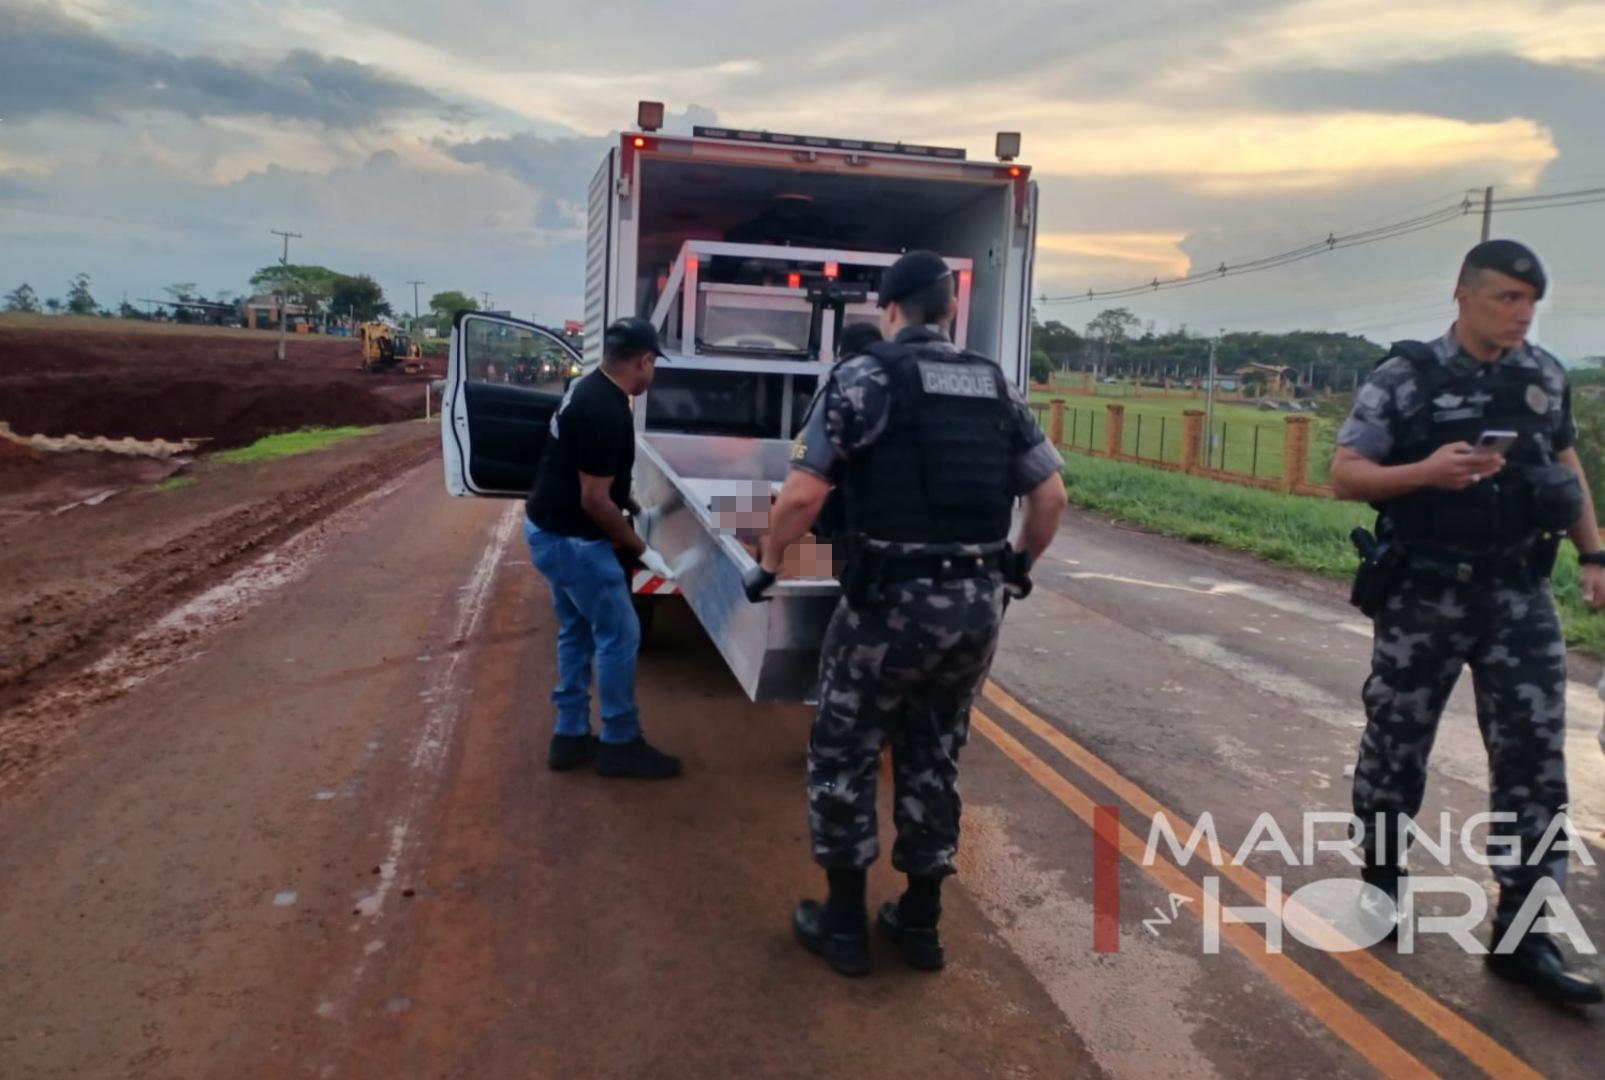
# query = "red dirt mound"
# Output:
<box><xmin>0</xmin><ymin>437</ymin><xmax>44</xmax><ymax>471</ymax></box>
<box><xmin>0</xmin><ymin>324</ymin><xmax>441</xmax><ymax>450</ymax></box>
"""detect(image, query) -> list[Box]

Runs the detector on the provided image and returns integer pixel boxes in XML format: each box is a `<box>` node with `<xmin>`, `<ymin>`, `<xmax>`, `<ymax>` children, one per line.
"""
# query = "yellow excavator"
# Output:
<box><xmin>358</xmin><ymin>323</ymin><xmax>423</xmax><ymax>374</ymax></box>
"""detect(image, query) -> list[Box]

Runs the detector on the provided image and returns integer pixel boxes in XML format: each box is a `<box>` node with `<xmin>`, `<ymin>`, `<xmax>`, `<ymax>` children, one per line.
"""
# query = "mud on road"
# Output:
<box><xmin>0</xmin><ymin>423</ymin><xmax>441</xmax><ymax>797</ymax></box>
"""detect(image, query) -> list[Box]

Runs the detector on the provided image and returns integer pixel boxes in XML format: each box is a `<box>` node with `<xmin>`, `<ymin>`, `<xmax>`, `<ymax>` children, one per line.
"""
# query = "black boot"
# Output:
<box><xmin>1486</xmin><ymin>931</ymin><xmax>1603</xmax><ymax>1005</ymax></box>
<box><xmin>547</xmin><ymin>733</ymin><xmax>599</xmax><ymax>772</ymax></box>
<box><xmin>1357</xmin><ymin>866</ymin><xmax>1405</xmax><ymax>943</ymax></box>
<box><xmin>794</xmin><ymin>868</ymin><xmax>869</xmax><ymax>977</ymax></box>
<box><xmin>594</xmin><ymin>736</ymin><xmax>682</xmax><ymax>779</ymax></box>
<box><xmin>878</xmin><ymin>874</ymin><xmax>945</xmax><ymax>971</ymax></box>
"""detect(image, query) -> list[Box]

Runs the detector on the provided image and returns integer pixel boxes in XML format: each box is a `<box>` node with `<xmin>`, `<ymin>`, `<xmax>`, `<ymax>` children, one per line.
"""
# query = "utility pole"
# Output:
<box><xmin>480</xmin><ymin>291</ymin><xmax>493</xmax><ymax>311</ymax></box>
<box><xmin>1205</xmin><ymin>335</ymin><xmax>1220</xmax><ymax>468</ymax></box>
<box><xmin>407</xmin><ymin>280</ymin><xmax>425</xmax><ymax>336</ymax></box>
<box><xmin>1481</xmin><ymin>186</ymin><xmax>1493</xmax><ymax>243</ymax></box>
<box><xmin>270</xmin><ymin>228</ymin><xmax>302</xmax><ymax>361</ymax></box>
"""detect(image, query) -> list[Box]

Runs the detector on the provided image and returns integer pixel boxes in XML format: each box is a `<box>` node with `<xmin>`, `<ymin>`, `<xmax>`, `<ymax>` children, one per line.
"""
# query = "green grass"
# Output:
<box><xmin>1031</xmin><ymin>390</ymin><xmax>1341</xmax><ymax>483</ymax></box>
<box><xmin>1063</xmin><ymin>454</ymin><xmax>1605</xmax><ymax>654</ymax></box>
<box><xmin>154</xmin><ymin>475</ymin><xmax>196</xmax><ymax>491</ymax></box>
<box><xmin>211</xmin><ymin>426</ymin><xmax>379</xmax><ymax>464</ymax></box>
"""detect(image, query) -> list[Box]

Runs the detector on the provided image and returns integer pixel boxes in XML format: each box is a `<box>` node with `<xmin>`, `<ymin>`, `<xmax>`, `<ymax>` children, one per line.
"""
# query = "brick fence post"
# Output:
<box><xmin>1049</xmin><ymin>398</ymin><xmax>1066</xmax><ymax>446</ymax></box>
<box><xmin>1181</xmin><ymin>409</ymin><xmax>1204</xmax><ymax>474</ymax></box>
<box><xmin>1105</xmin><ymin>404</ymin><xmax>1125</xmax><ymax>458</ymax></box>
<box><xmin>1283</xmin><ymin>415</ymin><xmax>1311</xmax><ymax>493</ymax></box>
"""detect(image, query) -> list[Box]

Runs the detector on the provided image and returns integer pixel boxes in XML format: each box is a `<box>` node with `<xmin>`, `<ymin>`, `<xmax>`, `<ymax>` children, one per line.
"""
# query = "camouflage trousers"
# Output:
<box><xmin>808</xmin><ymin>577</ymin><xmax>1005</xmax><ymax>877</ymax></box>
<box><xmin>1353</xmin><ymin>569</ymin><xmax>1571</xmax><ymax>916</ymax></box>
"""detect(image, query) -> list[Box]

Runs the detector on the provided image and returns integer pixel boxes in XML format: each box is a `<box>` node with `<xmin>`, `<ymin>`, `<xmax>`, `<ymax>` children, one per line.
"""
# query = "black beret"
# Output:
<box><xmin>1464</xmin><ymin>239</ymin><xmax>1546</xmax><ymax>299</ymax></box>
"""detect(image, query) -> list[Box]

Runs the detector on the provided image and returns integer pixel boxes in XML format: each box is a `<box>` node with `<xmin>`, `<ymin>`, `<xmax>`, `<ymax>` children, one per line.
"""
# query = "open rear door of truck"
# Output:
<box><xmin>442</xmin><ymin>313</ymin><xmax>580</xmax><ymax>497</ymax></box>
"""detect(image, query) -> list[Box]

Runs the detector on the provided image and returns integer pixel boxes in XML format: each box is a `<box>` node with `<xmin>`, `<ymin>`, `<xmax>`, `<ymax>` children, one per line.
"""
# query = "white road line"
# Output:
<box><xmin>313</xmin><ymin>501</ymin><xmax>520</xmax><ymax>1043</ymax></box>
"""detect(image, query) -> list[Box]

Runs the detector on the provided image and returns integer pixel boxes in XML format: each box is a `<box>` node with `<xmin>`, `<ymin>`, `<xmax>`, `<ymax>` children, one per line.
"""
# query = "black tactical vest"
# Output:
<box><xmin>842</xmin><ymin>339</ymin><xmax>1015</xmax><ymax>545</ymax></box>
<box><xmin>1377</xmin><ymin>341</ymin><xmax>1559</xmax><ymax>550</ymax></box>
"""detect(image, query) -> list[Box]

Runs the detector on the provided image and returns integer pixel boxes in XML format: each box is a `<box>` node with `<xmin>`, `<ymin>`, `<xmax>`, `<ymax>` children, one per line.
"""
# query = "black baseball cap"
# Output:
<box><xmin>877</xmin><ymin>250</ymin><xmax>953</xmax><ymax>308</ymax></box>
<box><xmin>1464</xmin><ymin>239</ymin><xmax>1546</xmax><ymax>299</ymax></box>
<box><xmin>603</xmin><ymin>317</ymin><xmax>669</xmax><ymax>359</ymax></box>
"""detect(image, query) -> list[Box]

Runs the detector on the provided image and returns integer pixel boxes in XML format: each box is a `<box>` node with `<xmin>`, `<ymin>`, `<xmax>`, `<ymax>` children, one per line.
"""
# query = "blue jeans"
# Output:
<box><xmin>524</xmin><ymin>519</ymin><xmax>642</xmax><ymax>744</ymax></box>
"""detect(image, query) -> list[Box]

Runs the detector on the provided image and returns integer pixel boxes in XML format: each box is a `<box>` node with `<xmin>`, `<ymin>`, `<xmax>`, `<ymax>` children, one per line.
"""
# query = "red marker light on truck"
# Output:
<box><xmin>1008</xmin><ymin>166</ymin><xmax>1022</xmax><ymax>178</ymax></box>
<box><xmin>824</xmin><ymin>262</ymin><xmax>839</xmax><ymax>279</ymax></box>
<box><xmin>787</xmin><ymin>273</ymin><xmax>801</xmax><ymax>289</ymax></box>
<box><xmin>633</xmin><ymin>136</ymin><xmax>647</xmax><ymax>148</ymax></box>
<box><xmin>688</xmin><ymin>256</ymin><xmax>700</xmax><ymax>274</ymax></box>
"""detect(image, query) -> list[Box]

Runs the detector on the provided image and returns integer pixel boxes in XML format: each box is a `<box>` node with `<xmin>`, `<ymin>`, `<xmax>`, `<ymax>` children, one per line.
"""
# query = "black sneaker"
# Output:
<box><xmin>1486</xmin><ymin>932</ymin><xmax>1603</xmax><ymax>1005</ymax></box>
<box><xmin>878</xmin><ymin>901</ymin><xmax>946</xmax><ymax>971</ymax></box>
<box><xmin>594</xmin><ymin>736</ymin><xmax>683</xmax><ymax>780</ymax></box>
<box><xmin>547</xmin><ymin>734</ymin><xmax>599</xmax><ymax>772</ymax></box>
<box><xmin>794</xmin><ymin>899</ymin><xmax>870</xmax><ymax>977</ymax></box>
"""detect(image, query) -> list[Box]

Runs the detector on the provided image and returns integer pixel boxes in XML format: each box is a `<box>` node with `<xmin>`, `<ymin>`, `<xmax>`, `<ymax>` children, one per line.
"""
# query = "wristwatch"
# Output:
<box><xmin>1578</xmin><ymin>551</ymin><xmax>1605</xmax><ymax>568</ymax></box>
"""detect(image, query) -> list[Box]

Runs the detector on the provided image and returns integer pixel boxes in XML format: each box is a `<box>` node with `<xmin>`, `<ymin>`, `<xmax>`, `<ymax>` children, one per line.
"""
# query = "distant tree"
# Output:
<box><xmin>66</xmin><ymin>272</ymin><xmax>97</xmax><ymax>315</ymax></box>
<box><xmin>4</xmin><ymin>283</ymin><xmax>41</xmax><ymax>313</ymax></box>
<box><xmin>1084</xmin><ymin>307</ymin><xmax>1139</xmax><ymax>375</ymax></box>
<box><xmin>44</xmin><ymin>297</ymin><xmax>62</xmax><ymax>314</ymax></box>
<box><xmin>429</xmin><ymin>290</ymin><xmax>479</xmax><ymax>332</ymax></box>
<box><xmin>118</xmin><ymin>300</ymin><xmax>151</xmax><ymax>320</ymax></box>
<box><xmin>1034</xmin><ymin>318</ymin><xmax>1084</xmax><ymax>371</ymax></box>
<box><xmin>1030</xmin><ymin>347</ymin><xmax>1053</xmax><ymax>384</ymax></box>
<box><xmin>1085</xmin><ymin>307</ymin><xmax>1141</xmax><ymax>346</ymax></box>
<box><xmin>249</xmin><ymin>264</ymin><xmax>339</xmax><ymax>314</ymax></box>
<box><xmin>165</xmin><ymin>282</ymin><xmax>198</xmax><ymax>303</ymax></box>
<box><xmin>331</xmin><ymin>274</ymin><xmax>392</xmax><ymax>323</ymax></box>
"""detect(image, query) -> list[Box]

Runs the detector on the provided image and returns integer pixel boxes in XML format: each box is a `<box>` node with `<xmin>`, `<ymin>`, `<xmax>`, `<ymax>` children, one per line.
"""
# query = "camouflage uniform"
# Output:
<box><xmin>791</xmin><ymin>327</ymin><xmax>1063</xmax><ymax>876</ymax></box>
<box><xmin>1339</xmin><ymin>328</ymin><xmax>1575</xmax><ymax>919</ymax></box>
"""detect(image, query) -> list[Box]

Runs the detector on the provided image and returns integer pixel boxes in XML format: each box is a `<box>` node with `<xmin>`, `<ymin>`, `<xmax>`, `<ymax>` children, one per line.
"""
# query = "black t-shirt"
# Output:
<box><xmin>526</xmin><ymin>370</ymin><xmax>634</xmax><ymax>539</ymax></box>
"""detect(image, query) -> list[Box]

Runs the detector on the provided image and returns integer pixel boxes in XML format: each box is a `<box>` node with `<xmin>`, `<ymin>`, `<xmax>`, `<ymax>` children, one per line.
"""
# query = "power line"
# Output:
<box><xmin>1492</xmin><ymin>184</ymin><xmax>1605</xmax><ymax>206</ymax></box>
<box><xmin>1040</xmin><ymin>201</ymin><xmax>1472</xmax><ymax>305</ymax></box>
<box><xmin>1041</xmin><ymin>181</ymin><xmax>1605</xmax><ymax>308</ymax></box>
<box><xmin>1490</xmin><ymin>195</ymin><xmax>1605</xmax><ymax>214</ymax></box>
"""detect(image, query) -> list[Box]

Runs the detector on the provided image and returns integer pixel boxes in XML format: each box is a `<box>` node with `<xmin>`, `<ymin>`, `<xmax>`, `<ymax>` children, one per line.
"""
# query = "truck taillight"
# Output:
<box><xmin>633</xmin><ymin>136</ymin><xmax>648</xmax><ymax>149</ymax></box>
<box><xmin>824</xmin><ymin>262</ymin><xmax>839</xmax><ymax>279</ymax></box>
<box><xmin>688</xmin><ymin>256</ymin><xmax>700</xmax><ymax>274</ymax></box>
<box><xmin>787</xmin><ymin>273</ymin><xmax>801</xmax><ymax>289</ymax></box>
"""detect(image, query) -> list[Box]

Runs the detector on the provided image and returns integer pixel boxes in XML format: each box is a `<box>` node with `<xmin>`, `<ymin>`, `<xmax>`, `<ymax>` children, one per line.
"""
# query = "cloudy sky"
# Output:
<box><xmin>3</xmin><ymin>0</ymin><xmax>1603</xmax><ymax>357</ymax></box>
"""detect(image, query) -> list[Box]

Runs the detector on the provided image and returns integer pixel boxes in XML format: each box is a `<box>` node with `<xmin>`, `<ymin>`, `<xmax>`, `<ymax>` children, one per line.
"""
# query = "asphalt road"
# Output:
<box><xmin>1</xmin><ymin>464</ymin><xmax>1600</xmax><ymax>1079</ymax></box>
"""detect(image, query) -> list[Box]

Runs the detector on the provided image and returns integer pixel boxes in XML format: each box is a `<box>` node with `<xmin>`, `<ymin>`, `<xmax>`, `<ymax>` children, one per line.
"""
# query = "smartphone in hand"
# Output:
<box><xmin>1475</xmin><ymin>430</ymin><xmax>1518</xmax><ymax>455</ymax></box>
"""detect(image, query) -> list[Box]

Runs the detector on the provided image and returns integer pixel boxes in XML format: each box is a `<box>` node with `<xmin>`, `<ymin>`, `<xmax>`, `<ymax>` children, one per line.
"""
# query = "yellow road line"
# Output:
<box><xmin>972</xmin><ymin>709</ymin><xmax>1437</xmax><ymax>1080</ymax></box>
<box><xmin>980</xmin><ymin>680</ymin><xmax>1543</xmax><ymax>1080</ymax></box>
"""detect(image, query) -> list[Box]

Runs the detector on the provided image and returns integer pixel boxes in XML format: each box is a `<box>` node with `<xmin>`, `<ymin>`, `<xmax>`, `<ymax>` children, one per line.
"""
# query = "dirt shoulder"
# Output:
<box><xmin>0</xmin><ymin>423</ymin><xmax>442</xmax><ymax>785</ymax></box>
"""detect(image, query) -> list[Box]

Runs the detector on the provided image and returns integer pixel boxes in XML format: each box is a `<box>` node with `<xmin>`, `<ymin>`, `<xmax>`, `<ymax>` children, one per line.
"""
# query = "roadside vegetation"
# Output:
<box><xmin>1062</xmin><ymin>454</ymin><xmax>1605</xmax><ymax>654</ymax></box>
<box><xmin>211</xmin><ymin>426</ymin><xmax>379</xmax><ymax>464</ymax></box>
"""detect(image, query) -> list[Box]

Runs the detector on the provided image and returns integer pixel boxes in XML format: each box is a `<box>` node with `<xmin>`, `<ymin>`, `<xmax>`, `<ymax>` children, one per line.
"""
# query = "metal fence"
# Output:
<box><xmin>1036</xmin><ymin>404</ymin><xmax>1306</xmax><ymax>479</ymax></box>
<box><xmin>1203</xmin><ymin>420</ymin><xmax>1286</xmax><ymax>480</ymax></box>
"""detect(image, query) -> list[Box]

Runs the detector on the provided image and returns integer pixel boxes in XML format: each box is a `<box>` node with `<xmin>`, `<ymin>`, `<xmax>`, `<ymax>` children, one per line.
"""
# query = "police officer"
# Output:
<box><xmin>743</xmin><ymin>250</ymin><xmax>1069</xmax><ymax>976</ymax></box>
<box><xmin>1332</xmin><ymin>240</ymin><xmax>1605</xmax><ymax>1005</ymax></box>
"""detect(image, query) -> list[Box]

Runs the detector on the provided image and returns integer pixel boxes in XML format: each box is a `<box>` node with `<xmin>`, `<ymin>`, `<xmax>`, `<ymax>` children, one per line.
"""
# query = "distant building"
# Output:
<box><xmin>244</xmin><ymin>293</ymin><xmax>311</xmax><ymax>330</ymax></box>
<box><xmin>1231</xmin><ymin>362</ymin><xmax>1296</xmax><ymax>395</ymax></box>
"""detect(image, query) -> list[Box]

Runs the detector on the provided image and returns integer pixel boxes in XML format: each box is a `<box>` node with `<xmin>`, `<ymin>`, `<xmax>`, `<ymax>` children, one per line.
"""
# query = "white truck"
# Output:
<box><xmin>442</xmin><ymin>108</ymin><xmax>1040</xmax><ymax>702</ymax></box>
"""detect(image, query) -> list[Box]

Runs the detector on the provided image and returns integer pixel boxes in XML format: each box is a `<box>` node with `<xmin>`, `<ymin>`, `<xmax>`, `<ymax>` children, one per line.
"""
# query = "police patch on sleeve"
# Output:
<box><xmin>918</xmin><ymin>361</ymin><xmax>996</xmax><ymax>398</ymax></box>
<box><xmin>1527</xmin><ymin>384</ymin><xmax>1551</xmax><ymax>414</ymax></box>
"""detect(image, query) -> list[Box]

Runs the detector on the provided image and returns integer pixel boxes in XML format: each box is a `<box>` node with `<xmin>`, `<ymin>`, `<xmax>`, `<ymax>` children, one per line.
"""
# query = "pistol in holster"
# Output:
<box><xmin>1349</xmin><ymin>527</ymin><xmax>1404</xmax><ymax>619</ymax></box>
<box><xmin>839</xmin><ymin>535</ymin><xmax>885</xmax><ymax>609</ymax></box>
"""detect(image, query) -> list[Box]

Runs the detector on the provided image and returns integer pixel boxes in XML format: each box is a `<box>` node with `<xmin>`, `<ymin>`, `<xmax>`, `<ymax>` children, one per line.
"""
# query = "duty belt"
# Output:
<box><xmin>1403</xmin><ymin>542</ymin><xmax>1538</xmax><ymax>584</ymax></box>
<box><xmin>863</xmin><ymin>551</ymin><xmax>1005</xmax><ymax>584</ymax></box>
